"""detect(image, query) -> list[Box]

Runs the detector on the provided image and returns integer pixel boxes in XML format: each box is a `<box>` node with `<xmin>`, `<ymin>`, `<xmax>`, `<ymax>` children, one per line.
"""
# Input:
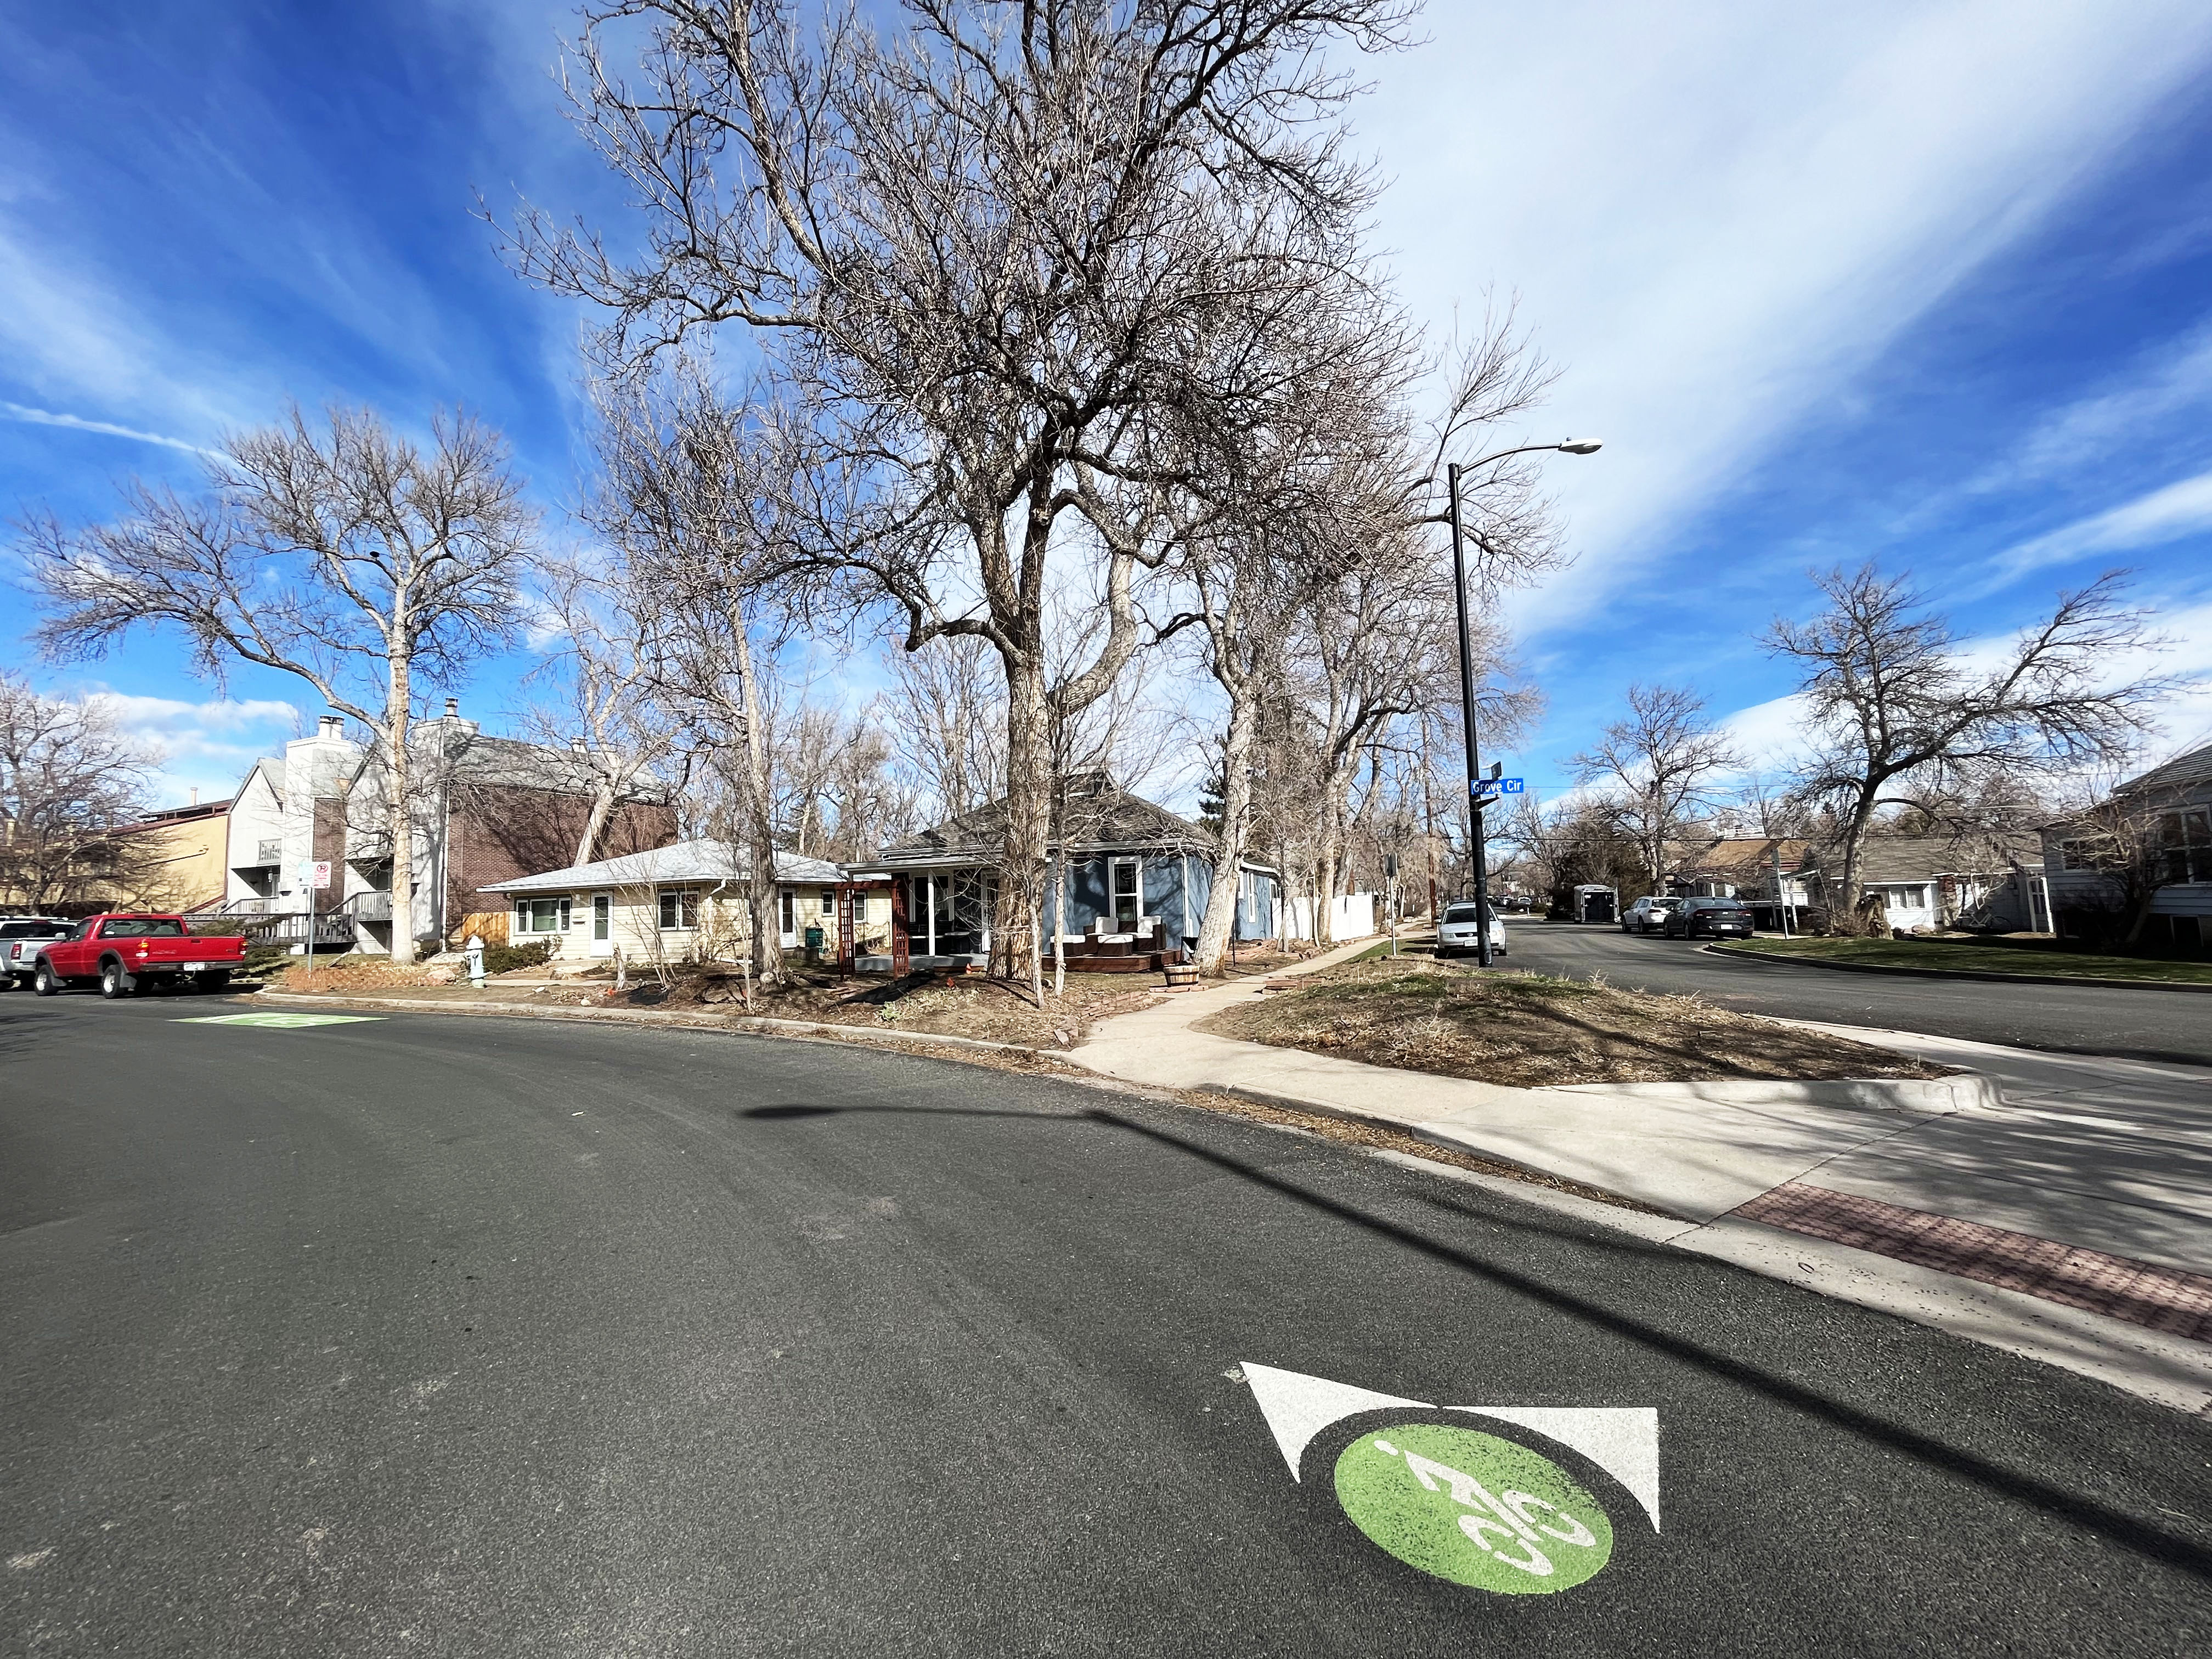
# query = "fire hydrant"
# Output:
<box><xmin>465</xmin><ymin>933</ymin><xmax>486</xmax><ymax>989</ymax></box>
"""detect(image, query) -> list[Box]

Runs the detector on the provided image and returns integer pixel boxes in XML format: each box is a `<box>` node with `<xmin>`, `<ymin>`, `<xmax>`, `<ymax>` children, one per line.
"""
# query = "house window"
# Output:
<box><xmin>1897</xmin><ymin>885</ymin><xmax>1927</xmax><ymax>910</ymax></box>
<box><xmin>821</xmin><ymin>888</ymin><xmax>836</xmax><ymax>916</ymax></box>
<box><xmin>658</xmin><ymin>888</ymin><xmax>701</xmax><ymax>930</ymax></box>
<box><xmin>515</xmin><ymin>897</ymin><xmax>571</xmax><ymax>934</ymax></box>
<box><xmin>1238</xmin><ymin>868</ymin><xmax>1255</xmax><ymax>902</ymax></box>
<box><xmin>2159</xmin><ymin>810</ymin><xmax>2212</xmax><ymax>883</ymax></box>
<box><xmin>780</xmin><ymin>889</ymin><xmax>795</xmax><ymax>936</ymax></box>
<box><xmin>1111</xmin><ymin>859</ymin><xmax>1142</xmax><ymax>930</ymax></box>
<box><xmin>592</xmin><ymin>894</ymin><xmax>611</xmax><ymax>941</ymax></box>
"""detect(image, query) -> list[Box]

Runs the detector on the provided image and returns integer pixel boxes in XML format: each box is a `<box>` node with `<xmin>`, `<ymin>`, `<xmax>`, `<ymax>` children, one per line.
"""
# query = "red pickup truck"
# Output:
<box><xmin>30</xmin><ymin>914</ymin><xmax>246</xmax><ymax>998</ymax></box>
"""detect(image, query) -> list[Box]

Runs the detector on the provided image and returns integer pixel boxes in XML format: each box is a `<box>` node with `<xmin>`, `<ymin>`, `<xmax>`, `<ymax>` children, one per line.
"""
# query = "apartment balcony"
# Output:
<box><xmin>244</xmin><ymin>912</ymin><xmax>356</xmax><ymax>948</ymax></box>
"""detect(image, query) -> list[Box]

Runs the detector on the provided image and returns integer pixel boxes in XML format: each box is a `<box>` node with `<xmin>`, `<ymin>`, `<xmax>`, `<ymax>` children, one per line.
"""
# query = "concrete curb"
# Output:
<box><xmin>1544</xmin><ymin>1071</ymin><xmax>2005</xmax><ymax>1114</ymax></box>
<box><xmin>1704</xmin><ymin>941</ymin><xmax>2212</xmax><ymax>995</ymax></box>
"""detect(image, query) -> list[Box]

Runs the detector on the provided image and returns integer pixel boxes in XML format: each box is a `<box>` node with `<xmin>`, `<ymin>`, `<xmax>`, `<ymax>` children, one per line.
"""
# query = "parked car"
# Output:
<box><xmin>1</xmin><ymin>917</ymin><xmax>77</xmax><ymax>989</ymax></box>
<box><xmin>1436</xmin><ymin>902</ymin><xmax>1508</xmax><ymax>959</ymax></box>
<box><xmin>1663</xmin><ymin>897</ymin><xmax>1756</xmax><ymax>940</ymax></box>
<box><xmin>1619</xmin><ymin>896</ymin><xmax>1682</xmax><ymax>935</ymax></box>
<box><xmin>30</xmin><ymin>913</ymin><xmax>247</xmax><ymax>998</ymax></box>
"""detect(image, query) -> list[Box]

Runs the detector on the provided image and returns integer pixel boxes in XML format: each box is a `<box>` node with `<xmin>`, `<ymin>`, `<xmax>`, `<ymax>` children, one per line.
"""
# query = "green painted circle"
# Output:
<box><xmin>1333</xmin><ymin>1423</ymin><xmax>1615</xmax><ymax>1594</ymax></box>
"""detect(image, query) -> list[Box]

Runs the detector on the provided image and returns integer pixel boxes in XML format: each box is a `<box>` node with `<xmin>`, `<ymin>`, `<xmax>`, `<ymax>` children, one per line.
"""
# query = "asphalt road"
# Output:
<box><xmin>1497</xmin><ymin>919</ymin><xmax>2212</xmax><ymax>1066</ymax></box>
<box><xmin>5</xmin><ymin>990</ymin><xmax>2210</xmax><ymax>1656</ymax></box>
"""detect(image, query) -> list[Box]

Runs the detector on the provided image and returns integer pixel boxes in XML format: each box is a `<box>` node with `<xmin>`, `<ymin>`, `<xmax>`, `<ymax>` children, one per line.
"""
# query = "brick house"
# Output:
<box><xmin>221</xmin><ymin>702</ymin><xmax>676</xmax><ymax>953</ymax></box>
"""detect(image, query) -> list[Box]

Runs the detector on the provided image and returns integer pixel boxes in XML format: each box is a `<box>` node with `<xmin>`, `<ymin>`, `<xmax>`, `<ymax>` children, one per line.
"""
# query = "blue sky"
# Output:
<box><xmin>4</xmin><ymin>0</ymin><xmax>2211</xmax><ymax>810</ymax></box>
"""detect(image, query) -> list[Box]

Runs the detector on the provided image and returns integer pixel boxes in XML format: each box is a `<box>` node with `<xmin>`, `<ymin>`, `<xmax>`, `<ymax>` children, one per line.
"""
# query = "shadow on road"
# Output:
<box><xmin>741</xmin><ymin>1087</ymin><xmax>2212</xmax><ymax>1582</ymax></box>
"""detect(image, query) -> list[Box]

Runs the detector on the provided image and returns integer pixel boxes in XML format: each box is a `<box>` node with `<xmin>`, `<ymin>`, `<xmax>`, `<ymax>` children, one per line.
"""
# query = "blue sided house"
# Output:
<box><xmin>853</xmin><ymin>772</ymin><xmax>1279</xmax><ymax>972</ymax></box>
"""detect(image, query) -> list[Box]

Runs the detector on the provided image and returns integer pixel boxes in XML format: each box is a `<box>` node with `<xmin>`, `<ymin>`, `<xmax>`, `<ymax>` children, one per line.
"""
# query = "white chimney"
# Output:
<box><xmin>318</xmin><ymin>715</ymin><xmax>342</xmax><ymax>740</ymax></box>
<box><xmin>444</xmin><ymin>697</ymin><xmax>460</xmax><ymax>719</ymax></box>
<box><xmin>189</xmin><ymin>786</ymin><xmax>199</xmax><ymax>806</ymax></box>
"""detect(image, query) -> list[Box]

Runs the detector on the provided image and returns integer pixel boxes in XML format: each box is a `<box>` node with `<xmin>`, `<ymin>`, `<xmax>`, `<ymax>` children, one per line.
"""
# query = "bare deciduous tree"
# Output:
<box><xmin>504</xmin><ymin>0</ymin><xmax>1420</xmax><ymax>983</ymax></box>
<box><xmin>0</xmin><ymin>676</ymin><xmax>162</xmax><ymax>911</ymax></box>
<box><xmin>1570</xmin><ymin>684</ymin><xmax>1741</xmax><ymax>893</ymax></box>
<box><xmin>521</xmin><ymin>556</ymin><xmax>681</xmax><ymax>866</ymax></box>
<box><xmin>588</xmin><ymin>377</ymin><xmax>791</xmax><ymax>986</ymax></box>
<box><xmin>1764</xmin><ymin>565</ymin><xmax>2176</xmax><ymax>927</ymax></box>
<box><xmin>883</xmin><ymin>636</ymin><xmax>1007</xmax><ymax>823</ymax></box>
<box><xmin>25</xmin><ymin>408</ymin><xmax>535</xmax><ymax>962</ymax></box>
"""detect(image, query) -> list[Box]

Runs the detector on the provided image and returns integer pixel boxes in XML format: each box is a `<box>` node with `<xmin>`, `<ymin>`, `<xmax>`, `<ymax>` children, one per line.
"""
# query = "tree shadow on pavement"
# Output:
<box><xmin>740</xmin><ymin>1088</ymin><xmax>2212</xmax><ymax>1582</ymax></box>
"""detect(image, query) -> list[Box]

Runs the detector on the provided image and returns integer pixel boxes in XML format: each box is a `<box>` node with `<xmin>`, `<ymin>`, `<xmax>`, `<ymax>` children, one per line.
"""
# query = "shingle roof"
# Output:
<box><xmin>481</xmin><ymin>839</ymin><xmax>842</xmax><ymax>895</ymax></box>
<box><xmin>1672</xmin><ymin>837</ymin><xmax>1813</xmax><ymax>877</ymax></box>
<box><xmin>350</xmin><ymin>721</ymin><xmax>670</xmax><ymax>802</ymax></box>
<box><xmin>2116</xmin><ymin>740</ymin><xmax>2212</xmax><ymax>801</ymax></box>
<box><xmin>1799</xmin><ymin>833</ymin><xmax>2042</xmax><ymax>884</ymax></box>
<box><xmin>872</xmin><ymin>772</ymin><xmax>1216</xmax><ymax>867</ymax></box>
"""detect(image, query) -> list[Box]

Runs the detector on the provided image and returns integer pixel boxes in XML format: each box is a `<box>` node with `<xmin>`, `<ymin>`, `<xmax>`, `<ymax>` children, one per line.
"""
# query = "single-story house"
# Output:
<box><xmin>850</xmin><ymin>772</ymin><xmax>1279</xmax><ymax>972</ymax></box>
<box><xmin>1797</xmin><ymin>834</ymin><xmax>2041</xmax><ymax>934</ymax></box>
<box><xmin>1666</xmin><ymin>836</ymin><xmax>1814</xmax><ymax>930</ymax></box>
<box><xmin>479</xmin><ymin>838</ymin><xmax>852</xmax><ymax>973</ymax></box>
<box><xmin>2041</xmin><ymin>741</ymin><xmax>2212</xmax><ymax>949</ymax></box>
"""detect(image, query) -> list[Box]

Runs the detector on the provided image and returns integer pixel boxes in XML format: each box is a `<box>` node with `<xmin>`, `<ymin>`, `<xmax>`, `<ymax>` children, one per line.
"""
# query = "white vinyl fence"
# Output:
<box><xmin>1282</xmin><ymin>891</ymin><xmax>1378</xmax><ymax>943</ymax></box>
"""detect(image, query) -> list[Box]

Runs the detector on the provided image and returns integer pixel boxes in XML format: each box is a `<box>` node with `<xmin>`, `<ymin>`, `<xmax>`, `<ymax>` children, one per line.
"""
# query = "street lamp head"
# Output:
<box><xmin>1557</xmin><ymin>439</ymin><xmax>1603</xmax><ymax>455</ymax></box>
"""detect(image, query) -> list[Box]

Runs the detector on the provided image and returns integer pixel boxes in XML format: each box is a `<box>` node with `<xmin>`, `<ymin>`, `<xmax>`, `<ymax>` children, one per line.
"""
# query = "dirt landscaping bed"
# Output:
<box><xmin>1195</xmin><ymin>958</ymin><xmax>1946</xmax><ymax>1087</ymax></box>
<box><xmin>275</xmin><ymin>963</ymin><xmax>1164</xmax><ymax>1047</ymax></box>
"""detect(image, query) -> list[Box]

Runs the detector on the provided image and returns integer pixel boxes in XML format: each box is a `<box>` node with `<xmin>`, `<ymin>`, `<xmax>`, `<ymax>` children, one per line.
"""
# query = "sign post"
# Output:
<box><xmin>294</xmin><ymin>860</ymin><xmax>331</xmax><ymax>985</ymax></box>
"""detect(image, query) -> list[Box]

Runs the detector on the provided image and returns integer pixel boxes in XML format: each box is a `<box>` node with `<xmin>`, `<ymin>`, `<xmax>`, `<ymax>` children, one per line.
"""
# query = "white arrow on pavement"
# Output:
<box><xmin>1241</xmin><ymin>1362</ymin><xmax>1661</xmax><ymax>1531</ymax></box>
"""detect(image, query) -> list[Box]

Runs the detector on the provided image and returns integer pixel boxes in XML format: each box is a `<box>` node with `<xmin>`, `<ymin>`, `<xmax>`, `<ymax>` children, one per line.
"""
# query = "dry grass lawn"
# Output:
<box><xmin>1197</xmin><ymin>959</ymin><xmax>1944</xmax><ymax>1087</ymax></box>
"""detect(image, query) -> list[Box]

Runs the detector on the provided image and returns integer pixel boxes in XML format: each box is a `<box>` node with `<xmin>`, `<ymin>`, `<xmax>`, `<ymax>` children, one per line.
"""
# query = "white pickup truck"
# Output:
<box><xmin>1</xmin><ymin>917</ymin><xmax>78</xmax><ymax>988</ymax></box>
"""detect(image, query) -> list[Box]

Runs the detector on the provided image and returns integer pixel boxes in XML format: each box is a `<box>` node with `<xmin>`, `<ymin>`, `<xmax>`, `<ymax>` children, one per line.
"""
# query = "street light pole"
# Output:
<box><xmin>1444</xmin><ymin>461</ymin><xmax>1496</xmax><ymax>968</ymax></box>
<box><xmin>1441</xmin><ymin>439</ymin><xmax>1601</xmax><ymax>970</ymax></box>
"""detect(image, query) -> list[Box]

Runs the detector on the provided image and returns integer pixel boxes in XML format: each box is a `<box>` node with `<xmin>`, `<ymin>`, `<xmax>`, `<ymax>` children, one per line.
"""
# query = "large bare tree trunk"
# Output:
<box><xmin>997</xmin><ymin>653</ymin><xmax>1052</xmax><ymax>983</ymax></box>
<box><xmin>575</xmin><ymin>783</ymin><xmax>617</xmax><ymax>868</ymax></box>
<box><xmin>387</xmin><ymin>654</ymin><xmax>416</xmax><ymax>966</ymax></box>
<box><xmin>1194</xmin><ymin>678</ymin><xmax>1260</xmax><ymax>975</ymax></box>
<box><xmin>732</xmin><ymin>624</ymin><xmax>783</xmax><ymax>988</ymax></box>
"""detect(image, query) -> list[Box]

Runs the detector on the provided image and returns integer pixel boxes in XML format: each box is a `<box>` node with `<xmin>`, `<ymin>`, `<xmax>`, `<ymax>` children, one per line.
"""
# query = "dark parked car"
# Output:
<box><xmin>1664</xmin><ymin>898</ymin><xmax>1755</xmax><ymax>939</ymax></box>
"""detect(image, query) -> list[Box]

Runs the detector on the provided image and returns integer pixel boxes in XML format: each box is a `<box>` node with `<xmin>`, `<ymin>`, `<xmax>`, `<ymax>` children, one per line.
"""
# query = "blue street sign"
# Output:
<box><xmin>1471</xmin><ymin>777</ymin><xmax>1524</xmax><ymax>798</ymax></box>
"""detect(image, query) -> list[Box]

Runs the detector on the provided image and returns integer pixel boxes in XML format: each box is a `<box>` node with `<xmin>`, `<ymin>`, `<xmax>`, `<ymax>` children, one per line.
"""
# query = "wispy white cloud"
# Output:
<box><xmin>78</xmin><ymin>690</ymin><xmax>302</xmax><ymax>808</ymax></box>
<box><xmin>1</xmin><ymin>400</ymin><xmax>215</xmax><ymax>456</ymax></box>
<box><xmin>1992</xmin><ymin>470</ymin><xmax>2212</xmax><ymax>578</ymax></box>
<box><xmin>1983</xmin><ymin>318</ymin><xmax>2212</xmax><ymax>488</ymax></box>
<box><xmin>1360</xmin><ymin>0</ymin><xmax>2212</xmax><ymax>635</ymax></box>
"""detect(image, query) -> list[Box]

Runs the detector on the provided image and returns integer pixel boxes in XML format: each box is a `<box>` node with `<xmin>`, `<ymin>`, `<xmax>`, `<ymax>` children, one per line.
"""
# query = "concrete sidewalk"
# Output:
<box><xmin>1070</xmin><ymin>943</ymin><xmax>1991</xmax><ymax>1223</ymax></box>
<box><xmin>1069</xmin><ymin>943</ymin><xmax>2212</xmax><ymax>1409</ymax></box>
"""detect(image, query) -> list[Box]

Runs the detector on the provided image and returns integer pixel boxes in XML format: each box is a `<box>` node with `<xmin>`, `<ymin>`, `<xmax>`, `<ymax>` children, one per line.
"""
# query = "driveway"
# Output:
<box><xmin>1498</xmin><ymin>919</ymin><xmax>2212</xmax><ymax>1066</ymax></box>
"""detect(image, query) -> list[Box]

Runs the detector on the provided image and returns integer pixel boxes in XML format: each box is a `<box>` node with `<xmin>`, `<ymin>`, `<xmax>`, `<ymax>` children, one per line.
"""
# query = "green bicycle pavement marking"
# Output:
<box><xmin>173</xmin><ymin>1012</ymin><xmax>385</xmax><ymax>1029</ymax></box>
<box><xmin>1334</xmin><ymin>1422</ymin><xmax>1614</xmax><ymax>1594</ymax></box>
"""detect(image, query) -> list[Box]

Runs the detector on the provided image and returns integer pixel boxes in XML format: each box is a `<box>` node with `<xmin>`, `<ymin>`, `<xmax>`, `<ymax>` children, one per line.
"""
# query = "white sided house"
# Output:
<box><xmin>479</xmin><ymin>839</ymin><xmax>849</xmax><ymax>973</ymax></box>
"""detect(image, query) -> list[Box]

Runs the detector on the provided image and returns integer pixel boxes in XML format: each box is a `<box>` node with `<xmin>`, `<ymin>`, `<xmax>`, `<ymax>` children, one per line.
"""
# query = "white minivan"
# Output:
<box><xmin>1435</xmin><ymin>902</ymin><xmax>1508</xmax><ymax>959</ymax></box>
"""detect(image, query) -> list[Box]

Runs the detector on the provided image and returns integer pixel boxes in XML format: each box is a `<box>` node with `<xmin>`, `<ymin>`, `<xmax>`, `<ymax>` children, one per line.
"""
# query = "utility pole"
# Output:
<box><xmin>1435</xmin><ymin>440</ymin><xmax>1600</xmax><ymax>971</ymax></box>
<box><xmin>1446</xmin><ymin>463</ymin><xmax>1496</xmax><ymax>969</ymax></box>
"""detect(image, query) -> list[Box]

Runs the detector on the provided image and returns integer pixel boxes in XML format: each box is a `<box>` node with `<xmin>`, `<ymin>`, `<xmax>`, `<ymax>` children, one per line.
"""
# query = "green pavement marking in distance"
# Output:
<box><xmin>1334</xmin><ymin>1423</ymin><xmax>1614</xmax><ymax>1594</ymax></box>
<box><xmin>173</xmin><ymin>1012</ymin><xmax>385</xmax><ymax>1029</ymax></box>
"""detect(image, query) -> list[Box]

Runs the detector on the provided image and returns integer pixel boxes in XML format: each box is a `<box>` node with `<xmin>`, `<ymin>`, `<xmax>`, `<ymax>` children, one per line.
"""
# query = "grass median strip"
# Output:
<box><xmin>1196</xmin><ymin>959</ymin><xmax>1942</xmax><ymax>1087</ymax></box>
<box><xmin>1714</xmin><ymin>936</ymin><xmax>2212</xmax><ymax>984</ymax></box>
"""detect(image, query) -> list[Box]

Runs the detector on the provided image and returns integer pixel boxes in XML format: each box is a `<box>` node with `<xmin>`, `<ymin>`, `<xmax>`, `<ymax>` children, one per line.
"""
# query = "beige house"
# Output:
<box><xmin>480</xmin><ymin>839</ymin><xmax>872</xmax><ymax>973</ymax></box>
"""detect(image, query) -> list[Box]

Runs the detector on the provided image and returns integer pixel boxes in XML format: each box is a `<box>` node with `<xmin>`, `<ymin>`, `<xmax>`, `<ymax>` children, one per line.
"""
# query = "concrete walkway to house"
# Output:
<box><xmin>1072</xmin><ymin>940</ymin><xmax>1995</xmax><ymax>1226</ymax></box>
<box><xmin>1070</xmin><ymin>940</ymin><xmax>2212</xmax><ymax>1407</ymax></box>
